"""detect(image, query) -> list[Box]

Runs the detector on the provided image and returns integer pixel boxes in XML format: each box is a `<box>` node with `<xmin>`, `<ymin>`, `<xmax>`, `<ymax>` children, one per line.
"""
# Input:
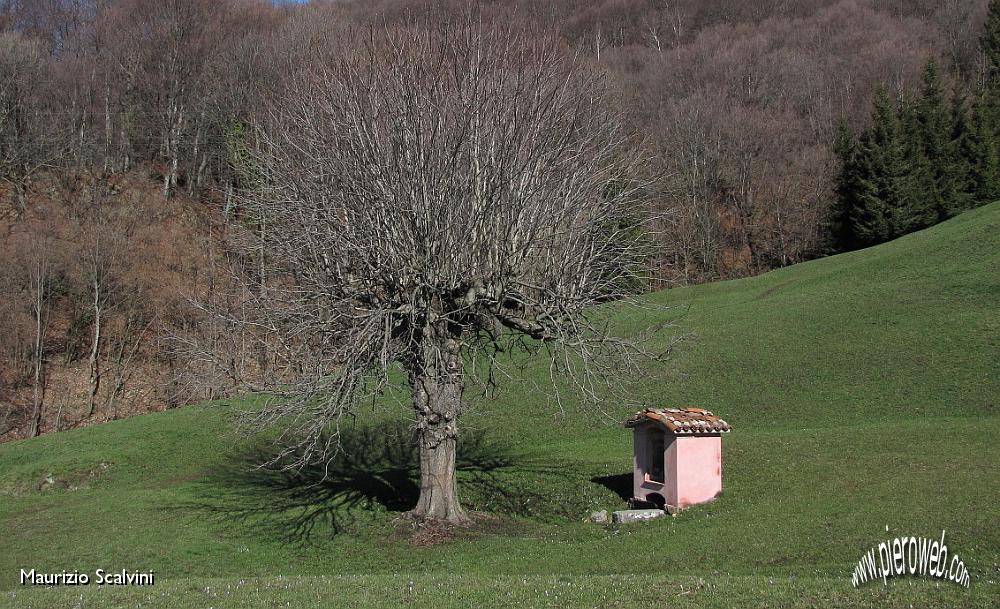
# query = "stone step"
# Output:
<box><xmin>611</xmin><ymin>508</ymin><xmax>666</xmax><ymax>523</ymax></box>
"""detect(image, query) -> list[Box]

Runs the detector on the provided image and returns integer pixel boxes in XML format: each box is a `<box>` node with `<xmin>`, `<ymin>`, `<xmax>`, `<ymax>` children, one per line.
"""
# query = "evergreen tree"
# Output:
<box><xmin>830</xmin><ymin>117</ymin><xmax>857</xmax><ymax>250</ymax></box>
<box><xmin>845</xmin><ymin>89</ymin><xmax>912</xmax><ymax>247</ymax></box>
<box><xmin>983</xmin><ymin>0</ymin><xmax>1000</xmax><ymax>83</ymax></box>
<box><xmin>948</xmin><ymin>94</ymin><xmax>976</xmax><ymax>211</ymax></box>
<box><xmin>975</xmin><ymin>0</ymin><xmax>1000</xmax><ymax>203</ymax></box>
<box><xmin>915</xmin><ymin>60</ymin><xmax>963</xmax><ymax>220</ymax></box>
<box><xmin>965</xmin><ymin>92</ymin><xmax>1000</xmax><ymax>202</ymax></box>
<box><xmin>830</xmin><ymin>5</ymin><xmax>1000</xmax><ymax>253</ymax></box>
<box><xmin>898</xmin><ymin>92</ymin><xmax>936</xmax><ymax>232</ymax></box>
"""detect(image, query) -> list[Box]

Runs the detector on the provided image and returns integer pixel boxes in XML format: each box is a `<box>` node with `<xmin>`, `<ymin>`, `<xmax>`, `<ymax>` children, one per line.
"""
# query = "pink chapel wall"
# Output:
<box><xmin>632</xmin><ymin>425</ymin><xmax>722</xmax><ymax>511</ymax></box>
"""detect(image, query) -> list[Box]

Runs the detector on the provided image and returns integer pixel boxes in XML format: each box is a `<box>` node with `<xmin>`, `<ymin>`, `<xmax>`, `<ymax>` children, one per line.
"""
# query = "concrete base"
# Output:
<box><xmin>612</xmin><ymin>509</ymin><xmax>666</xmax><ymax>523</ymax></box>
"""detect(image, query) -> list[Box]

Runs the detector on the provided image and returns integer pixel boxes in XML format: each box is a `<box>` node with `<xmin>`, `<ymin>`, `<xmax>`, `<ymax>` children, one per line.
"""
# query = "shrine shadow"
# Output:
<box><xmin>590</xmin><ymin>473</ymin><xmax>633</xmax><ymax>502</ymax></box>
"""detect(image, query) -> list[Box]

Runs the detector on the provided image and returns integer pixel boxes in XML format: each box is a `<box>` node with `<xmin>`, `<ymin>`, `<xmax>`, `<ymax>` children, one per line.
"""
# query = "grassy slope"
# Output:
<box><xmin>1</xmin><ymin>204</ymin><xmax>998</xmax><ymax>608</ymax></box>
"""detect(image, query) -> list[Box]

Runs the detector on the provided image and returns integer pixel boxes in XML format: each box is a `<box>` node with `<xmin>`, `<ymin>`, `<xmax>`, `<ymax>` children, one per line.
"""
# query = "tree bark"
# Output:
<box><xmin>29</xmin><ymin>262</ymin><xmax>46</xmax><ymax>438</ymax></box>
<box><xmin>163</xmin><ymin>98</ymin><xmax>182</xmax><ymax>198</ymax></box>
<box><xmin>14</xmin><ymin>180</ymin><xmax>27</xmax><ymax>218</ymax></box>
<box><xmin>0</xmin><ymin>402</ymin><xmax>12</xmax><ymax>437</ymax></box>
<box><xmin>87</xmin><ymin>277</ymin><xmax>102</xmax><ymax>418</ymax></box>
<box><xmin>104</xmin><ymin>92</ymin><xmax>112</xmax><ymax>174</ymax></box>
<box><xmin>405</xmin><ymin>332</ymin><xmax>468</xmax><ymax>524</ymax></box>
<box><xmin>412</xmin><ymin>415</ymin><xmax>464</xmax><ymax>522</ymax></box>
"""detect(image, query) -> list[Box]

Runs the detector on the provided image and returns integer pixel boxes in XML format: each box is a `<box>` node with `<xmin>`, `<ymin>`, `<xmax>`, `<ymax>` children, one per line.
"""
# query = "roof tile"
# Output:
<box><xmin>624</xmin><ymin>407</ymin><xmax>732</xmax><ymax>435</ymax></box>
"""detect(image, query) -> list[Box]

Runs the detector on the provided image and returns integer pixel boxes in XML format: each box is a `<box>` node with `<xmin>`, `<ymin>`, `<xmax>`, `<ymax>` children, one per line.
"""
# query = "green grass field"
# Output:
<box><xmin>1</xmin><ymin>204</ymin><xmax>998</xmax><ymax>608</ymax></box>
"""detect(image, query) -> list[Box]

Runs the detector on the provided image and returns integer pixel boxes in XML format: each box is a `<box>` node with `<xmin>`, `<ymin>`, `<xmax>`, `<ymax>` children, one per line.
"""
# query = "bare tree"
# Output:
<box><xmin>84</xmin><ymin>239</ymin><xmax>106</xmax><ymax>418</ymax></box>
<box><xmin>185</xmin><ymin>19</ymin><xmax>656</xmax><ymax>523</ymax></box>
<box><xmin>0</xmin><ymin>31</ymin><xmax>60</xmax><ymax>217</ymax></box>
<box><xmin>655</xmin><ymin>94</ymin><xmax>725</xmax><ymax>281</ymax></box>
<box><xmin>105</xmin><ymin>291</ymin><xmax>152</xmax><ymax>422</ymax></box>
<box><xmin>96</xmin><ymin>0</ymin><xmax>222</xmax><ymax>197</ymax></box>
<box><xmin>27</xmin><ymin>253</ymin><xmax>52</xmax><ymax>438</ymax></box>
<box><xmin>80</xmin><ymin>190</ymin><xmax>133</xmax><ymax>420</ymax></box>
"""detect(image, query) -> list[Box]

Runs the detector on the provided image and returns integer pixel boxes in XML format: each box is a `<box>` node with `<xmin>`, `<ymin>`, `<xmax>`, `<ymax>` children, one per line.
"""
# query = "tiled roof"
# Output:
<box><xmin>624</xmin><ymin>407</ymin><xmax>732</xmax><ymax>435</ymax></box>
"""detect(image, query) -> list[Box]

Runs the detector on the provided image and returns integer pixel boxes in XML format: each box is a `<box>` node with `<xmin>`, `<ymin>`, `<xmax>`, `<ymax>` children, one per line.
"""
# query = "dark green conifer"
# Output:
<box><xmin>948</xmin><ymin>94</ymin><xmax>976</xmax><ymax>211</ymax></box>
<box><xmin>982</xmin><ymin>0</ymin><xmax>1000</xmax><ymax>83</ymax></box>
<box><xmin>965</xmin><ymin>92</ymin><xmax>1000</xmax><ymax>203</ymax></box>
<box><xmin>830</xmin><ymin>118</ymin><xmax>857</xmax><ymax>250</ymax></box>
<box><xmin>897</xmin><ymin>92</ymin><xmax>935</xmax><ymax>232</ymax></box>
<box><xmin>847</xmin><ymin>90</ymin><xmax>911</xmax><ymax>247</ymax></box>
<box><xmin>915</xmin><ymin>60</ymin><xmax>963</xmax><ymax>220</ymax></box>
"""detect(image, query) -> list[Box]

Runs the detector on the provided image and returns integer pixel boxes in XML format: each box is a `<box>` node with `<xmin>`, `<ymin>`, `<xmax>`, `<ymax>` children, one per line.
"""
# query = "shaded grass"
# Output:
<box><xmin>177</xmin><ymin>421</ymin><xmax>577</xmax><ymax>545</ymax></box>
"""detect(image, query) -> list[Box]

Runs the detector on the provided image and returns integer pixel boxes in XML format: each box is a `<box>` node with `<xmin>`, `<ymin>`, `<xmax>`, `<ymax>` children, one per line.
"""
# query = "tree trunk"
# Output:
<box><xmin>0</xmin><ymin>402</ymin><xmax>12</xmax><ymax>437</ymax></box>
<box><xmin>54</xmin><ymin>396</ymin><xmax>64</xmax><ymax>432</ymax></box>
<box><xmin>223</xmin><ymin>182</ymin><xmax>234</xmax><ymax>221</ymax></box>
<box><xmin>87</xmin><ymin>283</ymin><xmax>102</xmax><ymax>418</ymax></box>
<box><xmin>412</xmin><ymin>416</ymin><xmax>464</xmax><ymax>522</ymax></box>
<box><xmin>106</xmin><ymin>318</ymin><xmax>131</xmax><ymax>422</ymax></box>
<box><xmin>405</xmin><ymin>333</ymin><xmax>468</xmax><ymax>524</ymax></box>
<box><xmin>164</xmin><ymin>98</ymin><xmax>184</xmax><ymax>199</ymax></box>
<box><xmin>29</xmin><ymin>264</ymin><xmax>45</xmax><ymax>438</ymax></box>
<box><xmin>14</xmin><ymin>180</ymin><xmax>27</xmax><ymax>218</ymax></box>
<box><xmin>104</xmin><ymin>92</ymin><xmax>113</xmax><ymax>174</ymax></box>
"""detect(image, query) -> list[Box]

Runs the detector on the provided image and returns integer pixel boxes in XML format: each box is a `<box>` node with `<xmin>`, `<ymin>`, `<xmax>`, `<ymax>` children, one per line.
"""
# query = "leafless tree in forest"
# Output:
<box><xmin>0</xmin><ymin>30</ymin><xmax>60</xmax><ymax>217</ymax></box>
<box><xmin>657</xmin><ymin>95</ymin><xmax>725</xmax><ymax>281</ymax></box>
<box><xmin>80</xmin><ymin>188</ymin><xmax>134</xmax><ymax>420</ymax></box>
<box><xmin>183</xmin><ymin>20</ymin><xmax>659</xmax><ymax>523</ymax></box>
<box><xmin>26</xmin><ymin>250</ymin><xmax>53</xmax><ymax>438</ymax></box>
<box><xmin>84</xmin><ymin>236</ymin><xmax>107</xmax><ymax>418</ymax></box>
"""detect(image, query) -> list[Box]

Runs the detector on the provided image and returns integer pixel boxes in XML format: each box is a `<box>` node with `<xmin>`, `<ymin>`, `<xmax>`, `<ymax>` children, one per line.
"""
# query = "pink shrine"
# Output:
<box><xmin>624</xmin><ymin>407</ymin><xmax>732</xmax><ymax>513</ymax></box>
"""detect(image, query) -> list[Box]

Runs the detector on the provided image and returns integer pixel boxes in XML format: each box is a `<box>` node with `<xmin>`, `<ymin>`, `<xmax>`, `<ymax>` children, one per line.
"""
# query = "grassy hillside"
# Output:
<box><xmin>1</xmin><ymin>204</ymin><xmax>998</xmax><ymax>608</ymax></box>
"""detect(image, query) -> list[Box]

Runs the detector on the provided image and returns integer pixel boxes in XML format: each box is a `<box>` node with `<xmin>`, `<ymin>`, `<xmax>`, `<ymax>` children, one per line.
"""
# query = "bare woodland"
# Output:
<box><xmin>0</xmin><ymin>1</ymin><xmax>995</xmax><ymax>515</ymax></box>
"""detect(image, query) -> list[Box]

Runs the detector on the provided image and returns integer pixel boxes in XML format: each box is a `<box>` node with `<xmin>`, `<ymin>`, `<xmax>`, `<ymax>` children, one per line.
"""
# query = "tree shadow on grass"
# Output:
<box><xmin>178</xmin><ymin>421</ymin><xmax>575</xmax><ymax>545</ymax></box>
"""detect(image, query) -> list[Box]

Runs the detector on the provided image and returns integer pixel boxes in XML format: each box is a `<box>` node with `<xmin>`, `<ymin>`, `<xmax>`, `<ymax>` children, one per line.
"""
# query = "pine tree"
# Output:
<box><xmin>974</xmin><ymin>0</ymin><xmax>1000</xmax><ymax>203</ymax></box>
<box><xmin>915</xmin><ymin>60</ymin><xmax>962</xmax><ymax>221</ymax></box>
<box><xmin>983</xmin><ymin>0</ymin><xmax>1000</xmax><ymax>83</ymax></box>
<box><xmin>898</xmin><ymin>93</ymin><xmax>936</xmax><ymax>233</ymax></box>
<box><xmin>830</xmin><ymin>118</ymin><xmax>857</xmax><ymax>250</ymax></box>
<box><xmin>830</xmin><ymin>5</ymin><xmax>1000</xmax><ymax>252</ymax></box>
<box><xmin>846</xmin><ymin>90</ymin><xmax>912</xmax><ymax>247</ymax></box>
<box><xmin>948</xmin><ymin>94</ymin><xmax>976</xmax><ymax>211</ymax></box>
<box><xmin>965</xmin><ymin>92</ymin><xmax>1000</xmax><ymax>203</ymax></box>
